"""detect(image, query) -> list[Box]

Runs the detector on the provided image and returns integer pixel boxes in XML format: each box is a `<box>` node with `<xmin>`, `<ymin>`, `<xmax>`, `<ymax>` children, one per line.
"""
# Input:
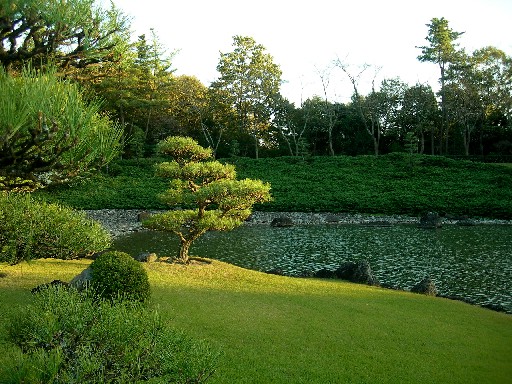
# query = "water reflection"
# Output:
<box><xmin>114</xmin><ymin>224</ymin><xmax>512</xmax><ymax>312</ymax></box>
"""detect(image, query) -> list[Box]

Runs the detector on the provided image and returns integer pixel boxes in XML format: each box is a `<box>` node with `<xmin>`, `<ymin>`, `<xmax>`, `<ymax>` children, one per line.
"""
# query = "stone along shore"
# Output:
<box><xmin>85</xmin><ymin>210</ymin><xmax>511</xmax><ymax>238</ymax></box>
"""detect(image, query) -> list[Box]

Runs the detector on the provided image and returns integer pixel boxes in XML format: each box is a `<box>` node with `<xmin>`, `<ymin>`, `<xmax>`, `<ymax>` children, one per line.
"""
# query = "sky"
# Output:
<box><xmin>109</xmin><ymin>0</ymin><xmax>512</xmax><ymax>105</ymax></box>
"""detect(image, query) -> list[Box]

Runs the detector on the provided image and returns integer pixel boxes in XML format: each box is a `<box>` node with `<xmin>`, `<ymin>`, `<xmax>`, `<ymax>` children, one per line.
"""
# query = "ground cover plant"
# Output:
<box><xmin>1</xmin><ymin>285</ymin><xmax>217</xmax><ymax>383</ymax></box>
<box><xmin>38</xmin><ymin>154</ymin><xmax>512</xmax><ymax>219</ymax></box>
<box><xmin>1</xmin><ymin>259</ymin><xmax>511</xmax><ymax>384</ymax></box>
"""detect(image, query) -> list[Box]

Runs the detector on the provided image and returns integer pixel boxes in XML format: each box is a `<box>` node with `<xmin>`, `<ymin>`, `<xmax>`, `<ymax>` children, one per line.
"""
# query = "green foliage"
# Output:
<box><xmin>37</xmin><ymin>158</ymin><xmax>168</xmax><ymax>209</ymax></box>
<box><xmin>145</xmin><ymin>136</ymin><xmax>271</xmax><ymax>263</ymax></box>
<box><xmin>0</xmin><ymin>0</ymin><xmax>129</xmax><ymax>71</ymax></box>
<box><xmin>39</xmin><ymin>154</ymin><xmax>512</xmax><ymax>219</ymax></box>
<box><xmin>212</xmin><ymin>36</ymin><xmax>282</xmax><ymax>158</ymax></box>
<box><xmin>90</xmin><ymin>251</ymin><xmax>151</xmax><ymax>303</ymax></box>
<box><xmin>2</xmin><ymin>287</ymin><xmax>218</xmax><ymax>383</ymax></box>
<box><xmin>0</xmin><ymin>192</ymin><xmax>111</xmax><ymax>265</ymax></box>
<box><xmin>0</xmin><ymin>67</ymin><xmax>123</xmax><ymax>191</ymax></box>
<box><xmin>124</xmin><ymin>126</ymin><xmax>146</xmax><ymax>158</ymax></box>
<box><xmin>157</xmin><ymin>136</ymin><xmax>213</xmax><ymax>165</ymax></box>
<box><xmin>227</xmin><ymin>155</ymin><xmax>512</xmax><ymax>218</ymax></box>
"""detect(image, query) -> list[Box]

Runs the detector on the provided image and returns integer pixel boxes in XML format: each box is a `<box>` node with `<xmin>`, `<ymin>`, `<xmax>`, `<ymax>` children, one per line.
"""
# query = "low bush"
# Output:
<box><xmin>2</xmin><ymin>287</ymin><xmax>219</xmax><ymax>383</ymax></box>
<box><xmin>90</xmin><ymin>251</ymin><xmax>151</xmax><ymax>303</ymax></box>
<box><xmin>0</xmin><ymin>193</ymin><xmax>111</xmax><ymax>265</ymax></box>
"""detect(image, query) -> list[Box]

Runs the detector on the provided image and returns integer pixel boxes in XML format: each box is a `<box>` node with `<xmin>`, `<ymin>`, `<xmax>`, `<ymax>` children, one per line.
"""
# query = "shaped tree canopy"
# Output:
<box><xmin>144</xmin><ymin>136</ymin><xmax>271</xmax><ymax>263</ymax></box>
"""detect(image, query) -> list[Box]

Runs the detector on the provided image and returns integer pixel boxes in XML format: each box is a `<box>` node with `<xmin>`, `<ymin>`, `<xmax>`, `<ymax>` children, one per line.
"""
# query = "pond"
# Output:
<box><xmin>113</xmin><ymin>224</ymin><xmax>512</xmax><ymax>313</ymax></box>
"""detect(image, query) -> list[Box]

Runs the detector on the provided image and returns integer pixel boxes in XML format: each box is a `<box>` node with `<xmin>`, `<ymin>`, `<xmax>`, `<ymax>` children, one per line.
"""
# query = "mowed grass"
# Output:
<box><xmin>1</xmin><ymin>259</ymin><xmax>511</xmax><ymax>384</ymax></box>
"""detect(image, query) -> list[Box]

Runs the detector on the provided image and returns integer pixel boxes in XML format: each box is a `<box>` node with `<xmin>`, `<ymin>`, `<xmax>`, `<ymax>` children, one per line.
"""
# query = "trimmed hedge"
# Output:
<box><xmin>0</xmin><ymin>192</ymin><xmax>111</xmax><ymax>265</ymax></box>
<box><xmin>90</xmin><ymin>251</ymin><xmax>151</xmax><ymax>303</ymax></box>
<box><xmin>37</xmin><ymin>154</ymin><xmax>512</xmax><ymax>219</ymax></box>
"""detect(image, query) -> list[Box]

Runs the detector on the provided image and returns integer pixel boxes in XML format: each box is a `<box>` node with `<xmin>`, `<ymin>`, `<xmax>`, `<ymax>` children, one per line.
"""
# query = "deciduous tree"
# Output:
<box><xmin>399</xmin><ymin>83</ymin><xmax>439</xmax><ymax>154</ymax></box>
<box><xmin>212</xmin><ymin>36</ymin><xmax>282</xmax><ymax>158</ymax></box>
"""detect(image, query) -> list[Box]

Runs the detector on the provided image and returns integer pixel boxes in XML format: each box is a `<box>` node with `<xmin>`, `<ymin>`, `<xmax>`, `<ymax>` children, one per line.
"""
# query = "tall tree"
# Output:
<box><xmin>317</xmin><ymin>66</ymin><xmax>337</xmax><ymax>156</ymax></box>
<box><xmin>133</xmin><ymin>30</ymin><xmax>176</xmax><ymax>140</ymax></box>
<box><xmin>446</xmin><ymin>47</ymin><xmax>512</xmax><ymax>155</ymax></box>
<box><xmin>143</xmin><ymin>136</ymin><xmax>271</xmax><ymax>263</ymax></box>
<box><xmin>399</xmin><ymin>83</ymin><xmax>439</xmax><ymax>154</ymax></box>
<box><xmin>417</xmin><ymin>17</ymin><xmax>464</xmax><ymax>154</ymax></box>
<box><xmin>336</xmin><ymin>61</ymin><xmax>385</xmax><ymax>155</ymax></box>
<box><xmin>212</xmin><ymin>36</ymin><xmax>282</xmax><ymax>158</ymax></box>
<box><xmin>272</xmin><ymin>96</ymin><xmax>307</xmax><ymax>156</ymax></box>
<box><xmin>0</xmin><ymin>0</ymin><xmax>129</xmax><ymax>71</ymax></box>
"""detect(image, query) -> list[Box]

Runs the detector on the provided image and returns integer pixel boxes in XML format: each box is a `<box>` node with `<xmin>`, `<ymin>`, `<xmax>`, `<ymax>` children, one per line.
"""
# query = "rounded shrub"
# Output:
<box><xmin>90</xmin><ymin>251</ymin><xmax>150</xmax><ymax>303</ymax></box>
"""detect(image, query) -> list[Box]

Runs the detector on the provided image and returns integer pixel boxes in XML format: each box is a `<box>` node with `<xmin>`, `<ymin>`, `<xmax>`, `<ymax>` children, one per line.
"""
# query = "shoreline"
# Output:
<box><xmin>85</xmin><ymin>209</ymin><xmax>512</xmax><ymax>238</ymax></box>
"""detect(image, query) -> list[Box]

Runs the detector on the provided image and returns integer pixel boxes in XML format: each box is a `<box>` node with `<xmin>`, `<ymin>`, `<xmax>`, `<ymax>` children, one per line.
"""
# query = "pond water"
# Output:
<box><xmin>113</xmin><ymin>224</ymin><xmax>512</xmax><ymax>313</ymax></box>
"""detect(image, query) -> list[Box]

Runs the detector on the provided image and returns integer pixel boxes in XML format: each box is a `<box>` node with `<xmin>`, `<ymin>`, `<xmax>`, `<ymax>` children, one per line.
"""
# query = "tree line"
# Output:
<box><xmin>2</xmin><ymin>1</ymin><xmax>511</xmax><ymax>162</ymax></box>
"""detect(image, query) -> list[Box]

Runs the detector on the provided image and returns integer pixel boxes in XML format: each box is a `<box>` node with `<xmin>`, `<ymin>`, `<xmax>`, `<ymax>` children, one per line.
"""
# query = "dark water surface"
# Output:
<box><xmin>114</xmin><ymin>224</ymin><xmax>512</xmax><ymax>312</ymax></box>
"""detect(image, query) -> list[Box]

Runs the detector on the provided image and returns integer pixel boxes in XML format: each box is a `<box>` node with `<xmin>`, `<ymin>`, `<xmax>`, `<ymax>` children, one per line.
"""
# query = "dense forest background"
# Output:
<box><xmin>2</xmin><ymin>1</ymin><xmax>511</xmax><ymax>161</ymax></box>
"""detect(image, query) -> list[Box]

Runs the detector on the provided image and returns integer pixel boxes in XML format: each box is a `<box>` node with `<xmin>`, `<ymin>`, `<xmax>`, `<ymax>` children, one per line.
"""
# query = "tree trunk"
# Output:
<box><xmin>463</xmin><ymin>125</ymin><xmax>472</xmax><ymax>156</ymax></box>
<box><xmin>145</xmin><ymin>107</ymin><xmax>152</xmax><ymax>139</ymax></box>
<box><xmin>439</xmin><ymin>63</ymin><xmax>446</xmax><ymax>155</ymax></box>
<box><xmin>328</xmin><ymin>129</ymin><xmax>335</xmax><ymax>156</ymax></box>
<box><xmin>178</xmin><ymin>239</ymin><xmax>192</xmax><ymax>264</ymax></box>
<box><xmin>254</xmin><ymin>134</ymin><xmax>259</xmax><ymax>159</ymax></box>
<box><xmin>430</xmin><ymin>125</ymin><xmax>435</xmax><ymax>155</ymax></box>
<box><xmin>373</xmin><ymin>137</ymin><xmax>379</xmax><ymax>156</ymax></box>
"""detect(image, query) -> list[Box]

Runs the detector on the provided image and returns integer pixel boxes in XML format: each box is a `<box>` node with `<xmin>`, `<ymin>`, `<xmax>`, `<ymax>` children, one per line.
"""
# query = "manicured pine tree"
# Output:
<box><xmin>144</xmin><ymin>136</ymin><xmax>271</xmax><ymax>263</ymax></box>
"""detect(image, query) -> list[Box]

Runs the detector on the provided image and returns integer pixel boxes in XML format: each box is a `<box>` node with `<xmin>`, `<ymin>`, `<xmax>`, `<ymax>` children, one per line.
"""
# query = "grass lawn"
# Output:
<box><xmin>1</xmin><ymin>259</ymin><xmax>511</xmax><ymax>384</ymax></box>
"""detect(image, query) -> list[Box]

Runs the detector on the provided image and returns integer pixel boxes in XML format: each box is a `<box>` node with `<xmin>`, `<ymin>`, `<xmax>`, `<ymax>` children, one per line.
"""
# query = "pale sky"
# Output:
<box><xmin>110</xmin><ymin>0</ymin><xmax>512</xmax><ymax>105</ymax></box>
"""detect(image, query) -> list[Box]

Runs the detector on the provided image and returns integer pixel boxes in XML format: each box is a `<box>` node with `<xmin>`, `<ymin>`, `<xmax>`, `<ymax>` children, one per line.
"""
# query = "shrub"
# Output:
<box><xmin>2</xmin><ymin>287</ymin><xmax>219</xmax><ymax>383</ymax></box>
<box><xmin>90</xmin><ymin>251</ymin><xmax>151</xmax><ymax>303</ymax></box>
<box><xmin>0</xmin><ymin>67</ymin><xmax>122</xmax><ymax>192</ymax></box>
<box><xmin>0</xmin><ymin>193</ymin><xmax>111</xmax><ymax>265</ymax></box>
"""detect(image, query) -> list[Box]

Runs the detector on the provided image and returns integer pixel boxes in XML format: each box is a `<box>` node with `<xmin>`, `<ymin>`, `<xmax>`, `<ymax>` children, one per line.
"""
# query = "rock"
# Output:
<box><xmin>135</xmin><ymin>252</ymin><xmax>158</xmax><ymax>262</ymax></box>
<box><xmin>270</xmin><ymin>217</ymin><xmax>294</xmax><ymax>227</ymax></box>
<box><xmin>334</xmin><ymin>260</ymin><xmax>380</xmax><ymax>286</ymax></box>
<box><xmin>313</xmin><ymin>268</ymin><xmax>337</xmax><ymax>278</ymax></box>
<box><xmin>266</xmin><ymin>268</ymin><xmax>285</xmax><ymax>276</ymax></box>
<box><xmin>31</xmin><ymin>280</ymin><xmax>70</xmax><ymax>294</ymax></box>
<box><xmin>324</xmin><ymin>214</ymin><xmax>341</xmax><ymax>223</ymax></box>
<box><xmin>352</xmin><ymin>260</ymin><xmax>380</xmax><ymax>286</ymax></box>
<box><xmin>361</xmin><ymin>220</ymin><xmax>392</xmax><ymax>227</ymax></box>
<box><xmin>411</xmin><ymin>276</ymin><xmax>437</xmax><ymax>296</ymax></box>
<box><xmin>137</xmin><ymin>211</ymin><xmax>152</xmax><ymax>222</ymax></box>
<box><xmin>312</xmin><ymin>260</ymin><xmax>380</xmax><ymax>286</ymax></box>
<box><xmin>418</xmin><ymin>212</ymin><xmax>442</xmax><ymax>229</ymax></box>
<box><xmin>456</xmin><ymin>218</ymin><xmax>476</xmax><ymax>226</ymax></box>
<box><xmin>333</xmin><ymin>262</ymin><xmax>357</xmax><ymax>279</ymax></box>
<box><xmin>69</xmin><ymin>267</ymin><xmax>93</xmax><ymax>291</ymax></box>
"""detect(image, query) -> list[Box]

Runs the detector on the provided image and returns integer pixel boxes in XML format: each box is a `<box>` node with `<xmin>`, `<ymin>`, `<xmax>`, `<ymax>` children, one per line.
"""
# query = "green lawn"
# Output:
<box><xmin>1</xmin><ymin>259</ymin><xmax>511</xmax><ymax>384</ymax></box>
